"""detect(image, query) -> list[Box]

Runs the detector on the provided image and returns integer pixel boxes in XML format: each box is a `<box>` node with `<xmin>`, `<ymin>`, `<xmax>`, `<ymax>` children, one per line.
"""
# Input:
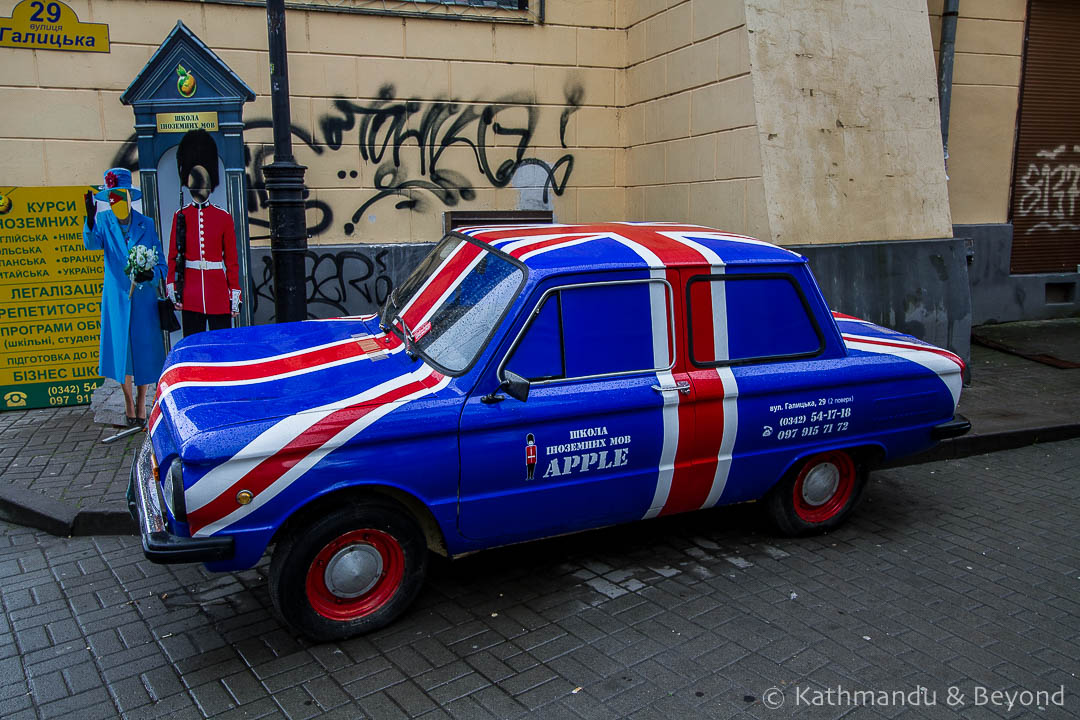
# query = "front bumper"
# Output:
<box><xmin>931</xmin><ymin>413</ymin><xmax>972</xmax><ymax>440</ymax></box>
<box><xmin>129</xmin><ymin>437</ymin><xmax>234</xmax><ymax>564</ymax></box>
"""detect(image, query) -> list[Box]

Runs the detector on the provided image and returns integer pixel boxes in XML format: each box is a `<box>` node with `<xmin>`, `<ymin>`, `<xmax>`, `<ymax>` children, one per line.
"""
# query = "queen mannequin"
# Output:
<box><xmin>83</xmin><ymin>168</ymin><xmax>167</xmax><ymax>427</ymax></box>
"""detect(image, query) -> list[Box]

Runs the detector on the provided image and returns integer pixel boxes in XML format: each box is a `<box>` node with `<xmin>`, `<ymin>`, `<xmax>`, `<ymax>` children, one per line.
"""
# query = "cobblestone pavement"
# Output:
<box><xmin>0</xmin><ymin>406</ymin><xmax>141</xmax><ymax>509</ymax></box>
<box><xmin>2</xmin><ymin>441</ymin><xmax>1078</xmax><ymax>719</ymax></box>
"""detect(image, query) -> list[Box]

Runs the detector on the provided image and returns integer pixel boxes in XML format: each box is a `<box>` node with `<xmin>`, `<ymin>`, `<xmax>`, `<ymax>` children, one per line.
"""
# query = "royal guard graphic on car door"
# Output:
<box><xmin>525</xmin><ymin>434</ymin><xmax>537</xmax><ymax>480</ymax></box>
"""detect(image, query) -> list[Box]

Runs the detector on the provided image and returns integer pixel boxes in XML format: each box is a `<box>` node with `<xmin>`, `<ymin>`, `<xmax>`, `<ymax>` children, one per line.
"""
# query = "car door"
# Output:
<box><xmin>682</xmin><ymin>266</ymin><xmax>843</xmax><ymax>506</ymax></box>
<box><xmin>457</xmin><ymin>274</ymin><xmax>689</xmax><ymax>542</ymax></box>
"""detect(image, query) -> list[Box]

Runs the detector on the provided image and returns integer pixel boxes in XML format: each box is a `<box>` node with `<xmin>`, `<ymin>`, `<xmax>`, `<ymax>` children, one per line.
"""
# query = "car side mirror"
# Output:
<box><xmin>480</xmin><ymin>370</ymin><xmax>531</xmax><ymax>404</ymax></box>
<box><xmin>502</xmin><ymin>370</ymin><xmax>530</xmax><ymax>402</ymax></box>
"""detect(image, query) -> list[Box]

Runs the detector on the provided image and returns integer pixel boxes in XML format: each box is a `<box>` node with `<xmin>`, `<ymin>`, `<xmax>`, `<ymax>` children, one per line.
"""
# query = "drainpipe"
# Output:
<box><xmin>937</xmin><ymin>0</ymin><xmax>960</xmax><ymax>170</ymax></box>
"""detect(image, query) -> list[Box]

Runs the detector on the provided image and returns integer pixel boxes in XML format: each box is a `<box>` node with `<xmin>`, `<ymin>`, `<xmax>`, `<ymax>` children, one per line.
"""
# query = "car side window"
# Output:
<box><xmin>505</xmin><ymin>294</ymin><xmax>563</xmax><ymax>381</ymax></box>
<box><xmin>505</xmin><ymin>279</ymin><xmax>673</xmax><ymax>382</ymax></box>
<box><xmin>688</xmin><ymin>273</ymin><xmax>823</xmax><ymax>365</ymax></box>
<box><xmin>561</xmin><ymin>282</ymin><xmax>659</xmax><ymax>377</ymax></box>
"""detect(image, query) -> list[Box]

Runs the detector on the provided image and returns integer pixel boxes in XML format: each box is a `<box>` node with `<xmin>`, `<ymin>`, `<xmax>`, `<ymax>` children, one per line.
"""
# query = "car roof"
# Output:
<box><xmin>456</xmin><ymin>222</ymin><xmax>806</xmax><ymax>275</ymax></box>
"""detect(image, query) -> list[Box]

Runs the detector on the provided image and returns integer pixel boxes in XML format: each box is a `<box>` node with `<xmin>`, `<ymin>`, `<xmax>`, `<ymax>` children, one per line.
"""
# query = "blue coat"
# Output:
<box><xmin>83</xmin><ymin>209</ymin><xmax>167</xmax><ymax>386</ymax></box>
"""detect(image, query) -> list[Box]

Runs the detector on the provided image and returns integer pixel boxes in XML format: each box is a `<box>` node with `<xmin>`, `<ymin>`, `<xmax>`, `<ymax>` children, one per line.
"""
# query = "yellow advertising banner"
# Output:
<box><xmin>0</xmin><ymin>0</ymin><xmax>110</xmax><ymax>53</ymax></box>
<box><xmin>156</xmin><ymin>111</ymin><xmax>219</xmax><ymax>133</ymax></box>
<box><xmin>0</xmin><ymin>186</ymin><xmax>104</xmax><ymax>411</ymax></box>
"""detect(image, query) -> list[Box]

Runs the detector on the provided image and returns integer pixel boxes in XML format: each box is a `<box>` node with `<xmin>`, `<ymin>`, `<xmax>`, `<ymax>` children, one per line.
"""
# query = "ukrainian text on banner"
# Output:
<box><xmin>0</xmin><ymin>186</ymin><xmax>104</xmax><ymax>411</ymax></box>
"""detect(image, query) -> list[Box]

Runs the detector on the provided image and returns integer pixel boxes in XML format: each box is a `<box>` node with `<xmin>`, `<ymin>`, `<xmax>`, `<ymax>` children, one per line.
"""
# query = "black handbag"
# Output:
<box><xmin>158</xmin><ymin>297</ymin><xmax>181</xmax><ymax>333</ymax></box>
<box><xmin>158</xmin><ymin>204</ymin><xmax>185</xmax><ymax>335</ymax></box>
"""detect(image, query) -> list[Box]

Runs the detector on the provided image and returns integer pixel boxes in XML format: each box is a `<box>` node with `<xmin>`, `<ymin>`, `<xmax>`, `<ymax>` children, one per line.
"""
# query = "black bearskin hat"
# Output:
<box><xmin>176</xmin><ymin>129</ymin><xmax>220</xmax><ymax>191</ymax></box>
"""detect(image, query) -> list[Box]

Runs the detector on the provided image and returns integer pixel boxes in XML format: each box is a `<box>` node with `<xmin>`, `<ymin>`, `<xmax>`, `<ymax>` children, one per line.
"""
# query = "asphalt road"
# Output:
<box><xmin>2</xmin><ymin>440</ymin><xmax>1078</xmax><ymax>719</ymax></box>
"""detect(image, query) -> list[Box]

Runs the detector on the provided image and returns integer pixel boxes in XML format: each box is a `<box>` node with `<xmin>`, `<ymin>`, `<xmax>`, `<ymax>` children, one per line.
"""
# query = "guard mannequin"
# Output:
<box><xmin>168</xmin><ymin>129</ymin><xmax>241</xmax><ymax>336</ymax></box>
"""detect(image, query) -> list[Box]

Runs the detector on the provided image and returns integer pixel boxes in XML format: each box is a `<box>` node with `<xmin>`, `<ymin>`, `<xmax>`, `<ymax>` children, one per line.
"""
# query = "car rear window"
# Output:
<box><xmin>687</xmin><ymin>273</ymin><xmax>823</xmax><ymax>365</ymax></box>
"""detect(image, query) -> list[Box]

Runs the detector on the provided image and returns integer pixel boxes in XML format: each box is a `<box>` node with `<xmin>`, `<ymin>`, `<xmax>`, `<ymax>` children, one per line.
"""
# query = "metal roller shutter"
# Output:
<box><xmin>1009</xmin><ymin>1</ymin><xmax>1080</xmax><ymax>274</ymax></box>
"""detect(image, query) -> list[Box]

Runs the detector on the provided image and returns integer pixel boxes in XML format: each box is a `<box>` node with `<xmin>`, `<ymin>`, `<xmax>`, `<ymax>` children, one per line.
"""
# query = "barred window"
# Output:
<box><xmin>444</xmin><ymin>210</ymin><xmax>553</xmax><ymax>233</ymax></box>
<box><xmin>181</xmin><ymin>0</ymin><xmax>531</xmax><ymax>23</ymax></box>
<box><xmin>418</xmin><ymin>0</ymin><xmax>526</xmax><ymax>7</ymax></box>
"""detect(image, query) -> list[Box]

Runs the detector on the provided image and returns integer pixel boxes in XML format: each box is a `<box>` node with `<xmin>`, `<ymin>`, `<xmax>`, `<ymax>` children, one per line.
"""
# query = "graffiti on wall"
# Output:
<box><xmin>111</xmin><ymin>83</ymin><xmax>583</xmax><ymax>242</ymax></box>
<box><xmin>251</xmin><ymin>248</ymin><xmax>387</xmax><ymax>318</ymax></box>
<box><xmin>1015</xmin><ymin>144</ymin><xmax>1080</xmax><ymax>234</ymax></box>
<box><xmin>248</xmin><ymin>243</ymin><xmax>433</xmax><ymax>321</ymax></box>
<box><xmin>321</xmin><ymin>84</ymin><xmax>581</xmax><ymax>231</ymax></box>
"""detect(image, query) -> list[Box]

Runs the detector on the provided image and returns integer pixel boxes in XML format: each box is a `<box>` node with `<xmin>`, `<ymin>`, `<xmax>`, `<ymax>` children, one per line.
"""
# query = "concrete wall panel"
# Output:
<box><xmin>747</xmin><ymin>0</ymin><xmax>952</xmax><ymax>245</ymax></box>
<box><xmin>960</xmin><ymin>223</ymin><xmax>1080</xmax><ymax>325</ymax></box>
<box><xmin>796</xmin><ymin>238</ymin><xmax>972</xmax><ymax>360</ymax></box>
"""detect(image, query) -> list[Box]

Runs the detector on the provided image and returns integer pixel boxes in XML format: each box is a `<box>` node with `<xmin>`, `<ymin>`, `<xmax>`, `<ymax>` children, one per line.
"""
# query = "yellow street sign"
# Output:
<box><xmin>0</xmin><ymin>0</ymin><xmax>110</xmax><ymax>53</ymax></box>
<box><xmin>0</xmin><ymin>186</ymin><xmax>105</xmax><ymax>410</ymax></box>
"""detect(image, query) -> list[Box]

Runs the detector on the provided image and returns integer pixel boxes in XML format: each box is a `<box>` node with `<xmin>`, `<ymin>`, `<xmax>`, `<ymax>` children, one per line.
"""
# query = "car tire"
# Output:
<box><xmin>765</xmin><ymin>450</ymin><xmax>867</xmax><ymax>536</ymax></box>
<box><xmin>269</xmin><ymin>499</ymin><xmax>428</xmax><ymax>642</ymax></box>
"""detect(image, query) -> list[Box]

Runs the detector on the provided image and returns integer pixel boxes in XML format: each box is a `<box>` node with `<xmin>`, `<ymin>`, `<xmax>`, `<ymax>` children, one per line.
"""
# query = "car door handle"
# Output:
<box><xmin>652</xmin><ymin>381</ymin><xmax>690</xmax><ymax>395</ymax></box>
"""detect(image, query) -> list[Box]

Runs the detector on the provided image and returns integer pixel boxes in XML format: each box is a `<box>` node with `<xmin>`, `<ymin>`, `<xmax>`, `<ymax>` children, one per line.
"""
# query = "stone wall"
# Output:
<box><xmin>620</xmin><ymin>0</ymin><xmax>768</xmax><ymax>239</ymax></box>
<box><xmin>0</xmin><ymin>0</ymin><xmax>622</xmax><ymax>246</ymax></box>
<box><xmin>2</xmin><ymin>0</ymin><xmax>966</xmax><ymax>251</ymax></box>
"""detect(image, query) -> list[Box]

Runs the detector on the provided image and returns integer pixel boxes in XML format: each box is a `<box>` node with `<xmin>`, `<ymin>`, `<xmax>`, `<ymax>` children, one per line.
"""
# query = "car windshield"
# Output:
<box><xmin>381</xmin><ymin>233</ymin><xmax>525</xmax><ymax>374</ymax></box>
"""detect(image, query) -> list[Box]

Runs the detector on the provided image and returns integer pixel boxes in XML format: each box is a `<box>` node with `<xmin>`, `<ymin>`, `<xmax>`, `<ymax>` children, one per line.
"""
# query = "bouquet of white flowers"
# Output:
<box><xmin>124</xmin><ymin>245</ymin><xmax>158</xmax><ymax>298</ymax></box>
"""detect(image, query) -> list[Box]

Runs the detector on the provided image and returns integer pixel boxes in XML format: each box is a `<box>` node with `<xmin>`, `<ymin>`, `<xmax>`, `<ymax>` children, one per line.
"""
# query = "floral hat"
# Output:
<box><xmin>93</xmin><ymin>167</ymin><xmax>143</xmax><ymax>202</ymax></box>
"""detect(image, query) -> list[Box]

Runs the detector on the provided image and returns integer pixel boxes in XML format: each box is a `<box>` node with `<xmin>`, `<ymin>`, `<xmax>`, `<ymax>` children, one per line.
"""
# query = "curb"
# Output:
<box><xmin>2</xmin><ymin>424</ymin><xmax>1079</xmax><ymax>538</ymax></box>
<box><xmin>0</xmin><ymin>486</ymin><xmax>135</xmax><ymax>537</ymax></box>
<box><xmin>887</xmin><ymin>423</ymin><xmax>1080</xmax><ymax>467</ymax></box>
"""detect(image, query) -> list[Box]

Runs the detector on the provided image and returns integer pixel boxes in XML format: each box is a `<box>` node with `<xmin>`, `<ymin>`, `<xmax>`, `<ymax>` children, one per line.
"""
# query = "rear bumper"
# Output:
<box><xmin>129</xmin><ymin>437</ymin><xmax>234</xmax><ymax>564</ymax></box>
<box><xmin>931</xmin><ymin>414</ymin><xmax>972</xmax><ymax>440</ymax></box>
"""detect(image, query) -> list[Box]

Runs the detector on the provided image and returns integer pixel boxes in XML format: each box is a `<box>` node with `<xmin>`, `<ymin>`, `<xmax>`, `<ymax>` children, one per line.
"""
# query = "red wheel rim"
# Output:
<box><xmin>305</xmin><ymin>529</ymin><xmax>405</xmax><ymax>621</ymax></box>
<box><xmin>791</xmin><ymin>451</ymin><xmax>856</xmax><ymax>523</ymax></box>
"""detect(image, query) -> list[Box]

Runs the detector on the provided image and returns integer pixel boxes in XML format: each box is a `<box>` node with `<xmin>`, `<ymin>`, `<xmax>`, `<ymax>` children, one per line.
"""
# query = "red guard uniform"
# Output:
<box><xmin>526</xmin><ymin>443</ymin><xmax>537</xmax><ymax>480</ymax></box>
<box><xmin>167</xmin><ymin>201</ymin><xmax>241</xmax><ymax>315</ymax></box>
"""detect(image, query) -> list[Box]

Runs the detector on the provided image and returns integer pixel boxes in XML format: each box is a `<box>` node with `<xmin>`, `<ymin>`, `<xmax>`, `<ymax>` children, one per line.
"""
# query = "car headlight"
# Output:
<box><xmin>161</xmin><ymin>457</ymin><xmax>187</xmax><ymax>523</ymax></box>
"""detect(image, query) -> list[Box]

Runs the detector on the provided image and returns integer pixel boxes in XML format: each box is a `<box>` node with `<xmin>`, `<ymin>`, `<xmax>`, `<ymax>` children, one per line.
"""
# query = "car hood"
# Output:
<box><xmin>148</xmin><ymin>316</ymin><xmax>434</xmax><ymax>451</ymax></box>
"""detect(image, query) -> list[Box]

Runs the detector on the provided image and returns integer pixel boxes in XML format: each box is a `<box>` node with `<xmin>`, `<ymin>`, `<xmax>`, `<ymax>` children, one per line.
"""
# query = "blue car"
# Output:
<box><xmin>130</xmin><ymin>222</ymin><xmax>969</xmax><ymax>640</ymax></box>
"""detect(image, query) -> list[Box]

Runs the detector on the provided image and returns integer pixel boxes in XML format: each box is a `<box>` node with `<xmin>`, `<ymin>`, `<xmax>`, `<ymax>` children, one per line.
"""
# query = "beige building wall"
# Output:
<box><xmin>0</xmin><ymin>0</ymin><xmax>624</xmax><ymax>246</ymax></box>
<box><xmin>928</xmin><ymin>0</ymin><xmax>1024</xmax><ymax>225</ymax></box>
<box><xmin>2</xmin><ymin>0</ymin><xmax>964</xmax><ymax>248</ymax></box>
<box><xmin>745</xmin><ymin>0</ymin><xmax>953</xmax><ymax>246</ymax></box>
<box><xmin>619</xmin><ymin>0</ymin><xmax>767</xmax><ymax>240</ymax></box>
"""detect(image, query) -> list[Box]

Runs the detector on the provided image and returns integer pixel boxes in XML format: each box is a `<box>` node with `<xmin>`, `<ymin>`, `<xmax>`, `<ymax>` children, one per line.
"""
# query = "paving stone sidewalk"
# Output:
<box><xmin>0</xmin><ymin>405</ymin><xmax>142</xmax><ymax>510</ymax></box>
<box><xmin>1</xmin><ymin>440</ymin><xmax>1078</xmax><ymax>719</ymax></box>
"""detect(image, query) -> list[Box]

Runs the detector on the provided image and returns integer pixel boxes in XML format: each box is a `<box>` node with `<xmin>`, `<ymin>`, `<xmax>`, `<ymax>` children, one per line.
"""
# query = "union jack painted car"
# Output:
<box><xmin>130</xmin><ymin>222</ymin><xmax>969</xmax><ymax>640</ymax></box>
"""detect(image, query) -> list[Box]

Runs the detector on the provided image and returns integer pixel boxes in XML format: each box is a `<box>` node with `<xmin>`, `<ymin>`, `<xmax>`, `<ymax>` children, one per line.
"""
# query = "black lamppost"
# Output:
<box><xmin>264</xmin><ymin>0</ymin><xmax>307</xmax><ymax>322</ymax></box>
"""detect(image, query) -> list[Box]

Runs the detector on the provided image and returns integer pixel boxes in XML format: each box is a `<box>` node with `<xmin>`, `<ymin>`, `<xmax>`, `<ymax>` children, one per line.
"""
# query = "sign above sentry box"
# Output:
<box><xmin>155</xmin><ymin>112</ymin><xmax>219</xmax><ymax>134</ymax></box>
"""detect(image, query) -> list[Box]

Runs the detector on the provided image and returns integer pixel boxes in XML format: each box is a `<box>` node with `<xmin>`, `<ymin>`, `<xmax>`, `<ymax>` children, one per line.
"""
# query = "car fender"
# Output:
<box><xmin>766</xmin><ymin>441</ymin><xmax>887</xmax><ymax>496</ymax></box>
<box><xmin>204</xmin><ymin>477</ymin><xmax>455</xmax><ymax>572</ymax></box>
<box><xmin>270</xmin><ymin>480</ymin><xmax>454</xmax><ymax>558</ymax></box>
